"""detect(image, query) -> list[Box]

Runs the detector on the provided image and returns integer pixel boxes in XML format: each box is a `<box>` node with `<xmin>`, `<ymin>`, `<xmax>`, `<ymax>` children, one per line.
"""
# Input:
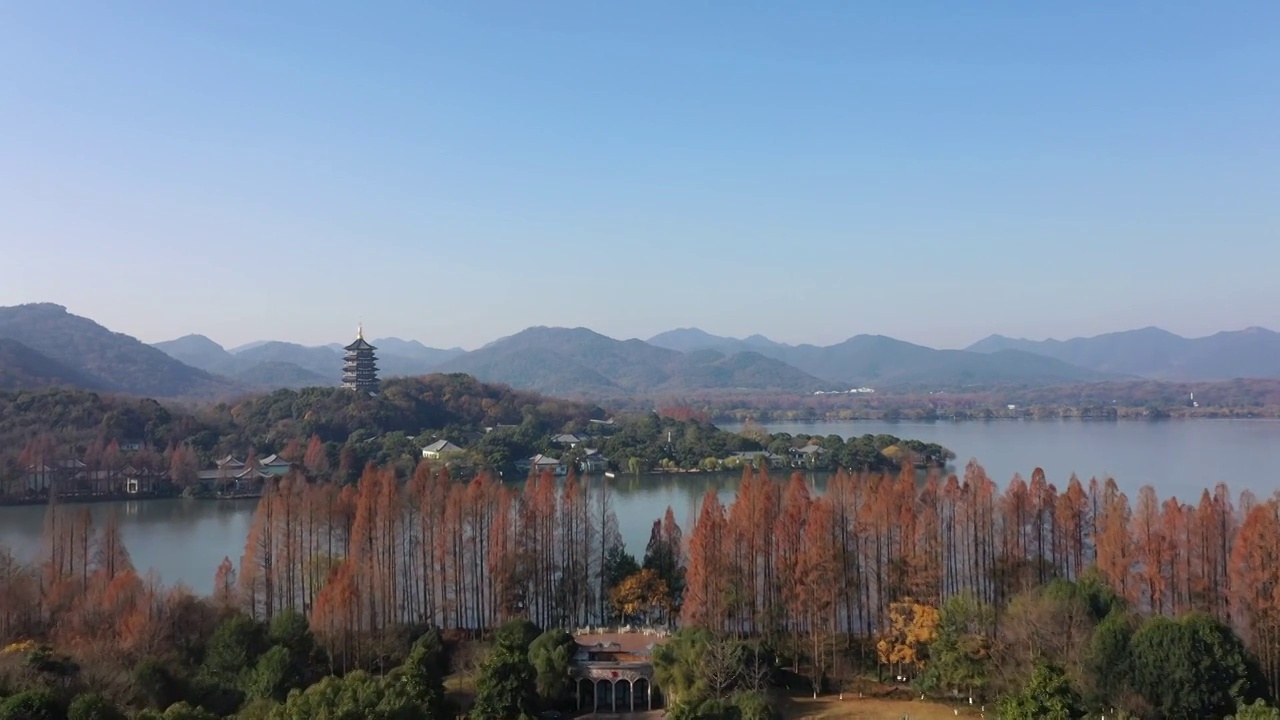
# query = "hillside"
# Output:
<box><xmin>153</xmin><ymin>334</ymin><xmax>463</xmax><ymax>388</ymax></box>
<box><xmin>651</xmin><ymin>328</ymin><xmax>1117</xmax><ymax>389</ymax></box>
<box><xmin>0</xmin><ymin>338</ymin><xmax>105</xmax><ymax>391</ymax></box>
<box><xmin>371</xmin><ymin>337</ymin><xmax>465</xmax><ymax>367</ymax></box>
<box><xmin>436</xmin><ymin>326</ymin><xmax>831</xmax><ymax>396</ymax></box>
<box><xmin>234</xmin><ymin>341</ymin><xmax>344</xmax><ymax>380</ymax></box>
<box><xmin>0</xmin><ymin>303</ymin><xmax>236</xmax><ymax>398</ymax></box>
<box><xmin>232</xmin><ymin>360</ymin><xmax>331</xmax><ymax>389</ymax></box>
<box><xmin>151</xmin><ymin>333</ymin><xmax>240</xmax><ymax>374</ymax></box>
<box><xmin>967</xmin><ymin>326</ymin><xmax>1280</xmax><ymax>380</ymax></box>
<box><xmin>0</xmin><ymin>374</ymin><xmax>604</xmax><ymax>464</ymax></box>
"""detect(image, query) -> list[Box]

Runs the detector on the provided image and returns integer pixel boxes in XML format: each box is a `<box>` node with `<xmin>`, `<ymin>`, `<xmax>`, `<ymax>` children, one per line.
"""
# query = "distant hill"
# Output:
<box><xmin>0</xmin><ymin>303</ymin><xmax>236</xmax><ymax>398</ymax></box>
<box><xmin>967</xmin><ymin>326</ymin><xmax>1280</xmax><ymax>380</ymax></box>
<box><xmin>0</xmin><ymin>338</ymin><xmax>105</xmax><ymax>391</ymax></box>
<box><xmin>153</xmin><ymin>333</ymin><xmax>467</xmax><ymax>389</ymax></box>
<box><xmin>232</xmin><ymin>360</ymin><xmax>332</xmax><ymax>389</ymax></box>
<box><xmin>152</xmin><ymin>334</ymin><xmax>240</xmax><ymax>374</ymax></box>
<box><xmin>235</xmin><ymin>341</ymin><xmax>343</xmax><ymax>381</ymax></box>
<box><xmin>648</xmin><ymin>327</ymin><xmax>1116</xmax><ymax>389</ymax></box>
<box><xmin>371</xmin><ymin>337</ymin><xmax>465</xmax><ymax>367</ymax></box>
<box><xmin>436</xmin><ymin>326</ymin><xmax>830</xmax><ymax>397</ymax></box>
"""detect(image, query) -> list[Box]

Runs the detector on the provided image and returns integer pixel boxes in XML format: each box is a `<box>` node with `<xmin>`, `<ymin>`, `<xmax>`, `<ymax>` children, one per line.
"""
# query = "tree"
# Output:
<box><xmin>1233</xmin><ymin>699</ymin><xmax>1280</xmax><ymax>720</ymax></box>
<box><xmin>200</xmin><ymin>612</ymin><xmax>267</xmax><ymax>700</ymax></box>
<box><xmin>265</xmin><ymin>672</ymin><xmax>417</xmax><ymax>720</ymax></box>
<box><xmin>652</xmin><ymin>628</ymin><xmax>715</xmax><ymax>709</ymax></box>
<box><xmin>610</xmin><ymin>569</ymin><xmax>672</xmax><ymax>626</ymax></box>
<box><xmin>0</xmin><ymin>690</ymin><xmax>61</xmax><ymax>720</ymax></box>
<box><xmin>1083</xmin><ymin>609</ymin><xmax>1135</xmax><ymax>708</ymax></box>
<box><xmin>528</xmin><ymin>628</ymin><xmax>575</xmax><ymax>710</ymax></box>
<box><xmin>997</xmin><ymin>662</ymin><xmax>1085</xmax><ymax>720</ymax></box>
<box><xmin>876</xmin><ymin>599</ymin><xmax>939</xmax><ymax>679</ymax></box>
<box><xmin>924</xmin><ymin>593</ymin><xmax>991</xmax><ymax>697</ymax></box>
<box><xmin>398</xmin><ymin>627</ymin><xmax>450</xmax><ymax>719</ymax></box>
<box><xmin>1130</xmin><ymin>613</ymin><xmax>1263</xmax><ymax>720</ymax></box>
<box><xmin>470</xmin><ymin>619</ymin><xmax>539</xmax><ymax>720</ymax></box>
<box><xmin>67</xmin><ymin>694</ymin><xmax>125</xmax><ymax>720</ymax></box>
<box><xmin>642</xmin><ymin>507</ymin><xmax>685</xmax><ymax>618</ymax></box>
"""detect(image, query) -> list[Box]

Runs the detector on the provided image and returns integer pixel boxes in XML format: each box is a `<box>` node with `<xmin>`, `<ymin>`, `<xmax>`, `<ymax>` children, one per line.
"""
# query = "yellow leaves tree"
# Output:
<box><xmin>610</xmin><ymin>568</ymin><xmax>672</xmax><ymax>625</ymax></box>
<box><xmin>877</xmin><ymin>598</ymin><xmax>939</xmax><ymax>677</ymax></box>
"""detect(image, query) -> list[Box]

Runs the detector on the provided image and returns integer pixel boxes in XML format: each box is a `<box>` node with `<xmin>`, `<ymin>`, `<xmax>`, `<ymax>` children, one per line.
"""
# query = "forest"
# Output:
<box><xmin>0</xmin><ymin>379</ymin><xmax>953</xmax><ymax>503</ymax></box>
<box><xmin>3</xmin><ymin>456</ymin><xmax>1280</xmax><ymax>718</ymax></box>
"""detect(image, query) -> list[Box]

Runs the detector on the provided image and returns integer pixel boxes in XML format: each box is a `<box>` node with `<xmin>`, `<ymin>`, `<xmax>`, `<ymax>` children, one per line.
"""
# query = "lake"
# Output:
<box><xmin>2</xmin><ymin>418</ymin><xmax>1277</xmax><ymax>593</ymax></box>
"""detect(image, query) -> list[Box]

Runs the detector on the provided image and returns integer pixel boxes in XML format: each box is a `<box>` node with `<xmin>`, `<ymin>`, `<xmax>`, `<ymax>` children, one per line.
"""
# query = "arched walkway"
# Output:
<box><xmin>595</xmin><ymin>678</ymin><xmax>614</xmax><ymax>712</ymax></box>
<box><xmin>632</xmin><ymin>677</ymin><xmax>651</xmax><ymax>711</ymax></box>
<box><xmin>577</xmin><ymin>678</ymin><xmax>595</xmax><ymax>711</ymax></box>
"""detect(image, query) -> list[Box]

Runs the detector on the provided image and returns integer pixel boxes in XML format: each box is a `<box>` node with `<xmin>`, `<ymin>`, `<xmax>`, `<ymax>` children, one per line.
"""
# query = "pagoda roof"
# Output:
<box><xmin>344</xmin><ymin>324</ymin><xmax>377</xmax><ymax>351</ymax></box>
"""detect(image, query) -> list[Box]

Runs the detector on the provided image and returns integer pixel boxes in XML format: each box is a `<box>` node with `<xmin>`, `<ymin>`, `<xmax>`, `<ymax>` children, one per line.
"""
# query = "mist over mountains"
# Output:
<box><xmin>0</xmin><ymin>303</ymin><xmax>1278</xmax><ymax>400</ymax></box>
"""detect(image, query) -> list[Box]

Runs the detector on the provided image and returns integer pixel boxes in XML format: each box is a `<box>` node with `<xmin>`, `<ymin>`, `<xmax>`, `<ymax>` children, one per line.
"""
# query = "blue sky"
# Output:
<box><xmin>2</xmin><ymin>2</ymin><xmax>1277</xmax><ymax>350</ymax></box>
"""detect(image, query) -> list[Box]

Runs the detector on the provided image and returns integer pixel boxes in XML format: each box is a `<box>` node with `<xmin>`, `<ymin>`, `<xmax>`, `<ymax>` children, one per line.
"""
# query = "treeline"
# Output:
<box><xmin>0</xmin><ymin>462</ymin><xmax>681</xmax><ymax>718</ymax></box>
<box><xmin>1</xmin><ymin>380</ymin><xmax>957</xmax><ymax>499</ymax></box>
<box><xmin>11</xmin><ymin>457</ymin><xmax>1280</xmax><ymax>717</ymax></box>
<box><xmin>670</xmin><ymin>462</ymin><xmax>1280</xmax><ymax>717</ymax></box>
<box><xmin>0</xmin><ymin>375</ymin><xmax>603</xmax><ymax>469</ymax></box>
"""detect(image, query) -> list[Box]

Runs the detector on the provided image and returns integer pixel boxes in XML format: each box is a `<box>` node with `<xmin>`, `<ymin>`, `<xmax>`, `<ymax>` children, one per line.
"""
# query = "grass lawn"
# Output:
<box><xmin>784</xmin><ymin>696</ymin><xmax>986</xmax><ymax>719</ymax></box>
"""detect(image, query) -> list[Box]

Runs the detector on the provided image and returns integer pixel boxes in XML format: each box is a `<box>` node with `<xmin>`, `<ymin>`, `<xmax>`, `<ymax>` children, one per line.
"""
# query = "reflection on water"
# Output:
<box><xmin>3</xmin><ymin>418</ymin><xmax>1279</xmax><ymax>593</ymax></box>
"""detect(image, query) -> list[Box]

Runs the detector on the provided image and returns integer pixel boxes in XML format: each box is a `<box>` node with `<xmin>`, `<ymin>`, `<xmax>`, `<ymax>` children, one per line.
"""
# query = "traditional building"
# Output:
<box><xmin>570</xmin><ymin>633</ymin><xmax>665</xmax><ymax>713</ymax></box>
<box><xmin>342</xmin><ymin>324</ymin><xmax>379</xmax><ymax>394</ymax></box>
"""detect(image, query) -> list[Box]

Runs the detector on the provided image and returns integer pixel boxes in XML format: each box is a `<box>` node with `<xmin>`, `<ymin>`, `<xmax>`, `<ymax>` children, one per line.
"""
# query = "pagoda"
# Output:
<box><xmin>342</xmin><ymin>324</ymin><xmax>379</xmax><ymax>394</ymax></box>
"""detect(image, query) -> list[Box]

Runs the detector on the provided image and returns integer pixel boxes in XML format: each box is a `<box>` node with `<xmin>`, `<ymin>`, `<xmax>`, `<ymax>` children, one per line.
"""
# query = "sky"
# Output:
<box><xmin>2</xmin><ymin>2</ymin><xmax>1278</xmax><ymax>351</ymax></box>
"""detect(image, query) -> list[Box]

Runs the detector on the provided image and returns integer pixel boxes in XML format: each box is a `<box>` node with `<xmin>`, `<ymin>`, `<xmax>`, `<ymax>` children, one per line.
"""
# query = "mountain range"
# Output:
<box><xmin>151</xmin><ymin>335</ymin><xmax>466</xmax><ymax>388</ymax></box>
<box><xmin>966</xmin><ymin>326</ymin><xmax>1280</xmax><ymax>380</ymax></box>
<box><xmin>1</xmin><ymin>302</ymin><xmax>1278</xmax><ymax>400</ymax></box>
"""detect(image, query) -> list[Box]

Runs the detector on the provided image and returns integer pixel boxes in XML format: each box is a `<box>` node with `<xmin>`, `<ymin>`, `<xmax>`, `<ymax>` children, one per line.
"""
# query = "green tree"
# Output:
<box><xmin>246</xmin><ymin>646</ymin><xmax>295</xmax><ymax>702</ymax></box>
<box><xmin>1233</xmin><ymin>699</ymin><xmax>1280</xmax><ymax>720</ymax></box>
<box><xmin>397</xmin><ymin>627</ymin><xmax>450</xmax><ymax>719</ymax></box>
<box><xmin>202</xmin><ymin>613</ymin><xmax>268</xmax><ymax>689</ymax></box>
<box><xmin>923</xmin><ymin>593</ymin><xmax>991</xmax><ymax>697</ymax></box>
<box><xmin>246</xmin><ymin>610</ymin><xmax>325</xmax><ymax>702</ymax></box>
<box><xmin>470</xmin><ymin>620</ymin><xmax>540</xmax><ymax>720</ymax></box>
<box><xmin>1130</xmin><ymin>613</ymin><xmax>1263</xmax><ymax>720</ymax></box>
<box><xmin>997</xmin><ymin>662</ymin><xmax>1085</xmax><ymax>720</ymax></box>
<box><xmin>156</xmin><ymin>703</ymin><xmax>220</xmax><ymax>720</ymax></box>
<box><xmin>266</xmin><ymin>672</ymin><xmax>416</xmax><ymax>720</ymax></box>
<box><xmin>653</xmin><ymin>629</ymin><xmax>711</xmax><ymax>708</ymax></box>
<box><xmin>133</xmin><ymin>659</ymin><xmax>182</xmax><ymax>711</ymax></box>
<box><xmin>67</xmin><ymin>694</ymin><xmax>125</xmax><ymax>720</ymax></box>
<box><xmin>0</xmin><ymin>690</ymin><xmax>61</xmax><ymax>720</ymax></box>
<box><xmin>1083</xmin><ymin>609</ymin><xmax>1135</xmax><ymax>707</ymax></box>
<box><xmin>528</xmin><ymin>629</ymin><xmax>575</xmax><ymax>710</ymax></box>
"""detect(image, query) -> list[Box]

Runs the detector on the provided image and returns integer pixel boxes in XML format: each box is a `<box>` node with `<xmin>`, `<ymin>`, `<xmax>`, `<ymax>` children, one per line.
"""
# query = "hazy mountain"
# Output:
<box><xmin>0</xmin><ymin>303</ymin><xmax>235</xmax><ymax>398</ymax></box>
<box><xmin>648</xmin><ymin>328</ymin><xmax>1115</xmax><ymax>388</ymax></box>
<box><xmin>647</xmin><ymin>328</ymin><xmax>787</xmax><ymax>355</ymax></box>
<box><xmin>151</xmin><ymin>334</ymin><xmax>239</xmax><ymax>374</ymax></box>
<box><xmin>967</xmin><ymin>326</ymin><xmax>1280</xmax><ymax>380</ymax></box>
<box><xmin>766</xmin><ymin>335</ymin><xmax>1114</xmax><ymax>388</ymax></box>
<box><xmin>155</xmin><ymin>333</ymin><xmax>466</xmax><ymax>386</ymax></box>
<box><xmin>232</xmin><ymin>361</ymin><xmax>333</xmax><ymax>389</ymax></box>
<box><xmin>0</xmin><ymin>338</ymin><xmax>106</xmax><ymax>391</ymax></box>
<box><xmin>437</xmin><ymin>326</ymin><xmax>829</xmax><ymax>396</ymax></box>
<box><xmin>234</xmin><ymin>342</ymin><xmax>343</xmax><ymax>380</ymax></box>
<box><xmin>371</xmin><ymin>337</ymin><xmax>465</xmax><ymax>367</ymax></box>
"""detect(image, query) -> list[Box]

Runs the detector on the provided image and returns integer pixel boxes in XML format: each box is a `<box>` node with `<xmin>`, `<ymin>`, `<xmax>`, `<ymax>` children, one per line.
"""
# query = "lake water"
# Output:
<box><xmin>2</xmin><ymin>418</ymin><xmax>1278</xmax><ymax>593</ymax></box>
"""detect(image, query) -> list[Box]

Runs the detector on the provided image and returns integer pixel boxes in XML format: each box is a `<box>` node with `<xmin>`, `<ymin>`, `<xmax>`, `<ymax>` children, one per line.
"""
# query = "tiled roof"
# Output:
<box><xmin>422</xmin><ymin>440</ymin><xmax>463</xmax><ymax>453</ymax></box>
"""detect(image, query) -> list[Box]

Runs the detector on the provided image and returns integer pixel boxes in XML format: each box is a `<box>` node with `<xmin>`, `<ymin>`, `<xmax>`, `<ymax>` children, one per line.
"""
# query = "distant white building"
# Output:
<box><xmin>421</xmin><ymin>440</ymin><xmax>464</xmax><ymax>460</ymax></box>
